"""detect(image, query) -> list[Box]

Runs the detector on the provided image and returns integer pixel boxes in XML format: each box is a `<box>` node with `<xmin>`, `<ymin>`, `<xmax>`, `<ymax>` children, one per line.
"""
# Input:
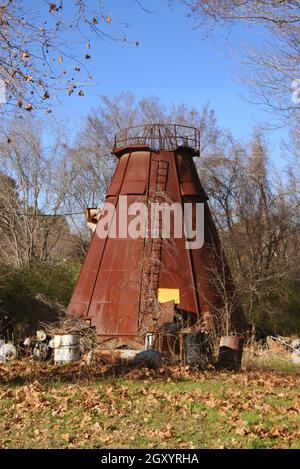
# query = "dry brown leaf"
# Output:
<box><xmin>21</xmin><ymin>51</ymin><xmax>30</xmax><ymax>60</ymax></box>
<box><xmin>49</xmin><ymin>3</ymin><xmax>57</xmax><ymax>14</ymax></box>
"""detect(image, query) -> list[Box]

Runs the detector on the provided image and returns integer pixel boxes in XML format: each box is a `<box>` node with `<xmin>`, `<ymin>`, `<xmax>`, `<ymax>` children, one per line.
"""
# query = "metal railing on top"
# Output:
<box><xmin>113</xmin><ymin>123</ymin><xmax>200</xmax><ymax>154</ymax></box>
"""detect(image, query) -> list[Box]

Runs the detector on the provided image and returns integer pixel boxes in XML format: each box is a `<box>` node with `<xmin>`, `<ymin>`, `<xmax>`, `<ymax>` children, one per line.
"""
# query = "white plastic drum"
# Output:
<box><xmin>0</xmin><ymin>343</ymin><xmax>17</xmax><ymax>362</ymax></box>
<box><xmin>54</xmin><ymin>334</ymin><xmax>81</xmax><ymax>364</ymax></box>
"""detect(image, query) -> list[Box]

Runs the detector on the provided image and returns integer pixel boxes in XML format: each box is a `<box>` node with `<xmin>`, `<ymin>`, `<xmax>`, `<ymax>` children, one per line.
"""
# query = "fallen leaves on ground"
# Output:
<box><xmin>0</xmin><ymin>360</ymin><xmax>299</xmax><ymax>449</ymax></box>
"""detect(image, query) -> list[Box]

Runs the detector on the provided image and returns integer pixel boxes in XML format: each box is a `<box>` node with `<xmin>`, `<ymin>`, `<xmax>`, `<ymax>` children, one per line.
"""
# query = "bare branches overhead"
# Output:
<box><xmin>0</xmin><ymin>1</ymin><xmax>142</xmax><ymax>114</ymax></box>
<box><xmin>181</xmin><ymin>0</ymin><xmax>300</xmax><ymax>120</ymax></box>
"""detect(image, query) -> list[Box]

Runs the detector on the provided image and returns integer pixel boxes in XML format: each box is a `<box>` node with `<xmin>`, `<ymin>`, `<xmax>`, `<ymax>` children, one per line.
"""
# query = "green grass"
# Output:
<box><xmin>0</xmin><ymin>360</ymin><xmax>300</xmax><ymax>449</ymax></box>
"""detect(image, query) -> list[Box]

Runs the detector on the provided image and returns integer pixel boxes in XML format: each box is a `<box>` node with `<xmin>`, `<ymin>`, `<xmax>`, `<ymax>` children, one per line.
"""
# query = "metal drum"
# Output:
<box><xmin>54</xmin><ymin>334</ymin><xmax>81</xmax><ymax>364</ymax></box>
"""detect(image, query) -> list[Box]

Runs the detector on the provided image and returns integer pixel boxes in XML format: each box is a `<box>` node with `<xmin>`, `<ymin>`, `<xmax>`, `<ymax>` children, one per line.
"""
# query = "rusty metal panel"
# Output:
<box><xmin>176</xmin><ymin>152</ymin><xmax>208</xmax><ymax>199</ymax></box>
<box><xmin>108</xmin><ymin>154</ymin><xmax>129</xmax><ymax>196</ymax></box>
<box><xmin>120</xmin><ymin>150</ymin><xmax>150</xmax><ymax>195</ymax></box>
<box><xmin>87</xmin><ymin>194</ymin><xmax>147</xmax><ymax>336</ymax></box>
<box><xmin>180</xmin><ymin>182</ymin><xmax>199</xmax><ymax>196</ymax></box>
<box><xmin>161</xmin><ymin>151</ymin><xmax>200</xmax><ymax>318</ymax></box>
<box><xmin>158</xmin><ymin>151</ymin><xmax>178</xmax><ymax>201</ymax></box>
<box><xmin>176</xmin><ymin>152</ymin><xmax>194</xmax><ymax>182</ymax></box>
<box><xmin>181</xmin><ymin>195</ymin><xmax>217</xmax><ymax>328</ymax></box>
<box><xmin>90</xmin><ymin>303</ymin><xmax>139</xmax><ymax>335</ymax></box>
<box><xmin>67</xmin><ymin>199</ymin><xmax>116</xmax><ymax>318</ymax></box>
<box><xmin>96</xmin><ymin>335</ymin><xmax>145</xmax><ymax>350</ymax></box>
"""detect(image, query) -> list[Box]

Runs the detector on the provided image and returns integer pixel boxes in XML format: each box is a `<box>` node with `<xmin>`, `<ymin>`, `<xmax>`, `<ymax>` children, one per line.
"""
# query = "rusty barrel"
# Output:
<box><xmin>217</xmin><ymin>336</ymin><xmax>243</xmax><ymax>371</ymax></box>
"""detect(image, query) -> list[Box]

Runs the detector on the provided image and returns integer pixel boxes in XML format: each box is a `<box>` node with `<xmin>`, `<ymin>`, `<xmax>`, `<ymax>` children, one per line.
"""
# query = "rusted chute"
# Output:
<box><xmin>67</xmin><ymin>124</ymin><xmax>247</xmax><ymax>364</ymax></box>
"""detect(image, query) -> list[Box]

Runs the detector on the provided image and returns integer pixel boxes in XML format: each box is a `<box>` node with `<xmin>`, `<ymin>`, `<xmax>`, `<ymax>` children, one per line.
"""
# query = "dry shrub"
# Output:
<box><xmin>242</xmin><ymin>337</ymin><xmax>294</xmax><ymax>372</ymax></box>
<box><xmin>40</xmin><ymin>316</ymin><xmax>97</xmax><ymax>353</ymax></box>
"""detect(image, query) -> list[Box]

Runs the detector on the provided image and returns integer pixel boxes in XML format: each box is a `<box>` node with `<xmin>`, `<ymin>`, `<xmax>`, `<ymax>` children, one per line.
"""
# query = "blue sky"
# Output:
<box><xmin>39</xmin><ymin>0</ymin><xmax>289</xmax><ymax>165</ymax></box>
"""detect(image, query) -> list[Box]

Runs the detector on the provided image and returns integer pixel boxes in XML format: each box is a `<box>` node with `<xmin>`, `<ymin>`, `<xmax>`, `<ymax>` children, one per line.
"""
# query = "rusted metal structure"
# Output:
<box><xmin>67</xmin><ymin>124</ymin><xmax>247</xmax><ymax>363</ymax></box>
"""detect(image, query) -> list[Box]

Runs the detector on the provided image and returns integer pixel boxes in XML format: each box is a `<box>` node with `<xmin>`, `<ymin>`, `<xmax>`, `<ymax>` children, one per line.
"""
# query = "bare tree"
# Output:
<box><xmin>200</xmin><ymin>127</ymin><xmax>300</xmax><ymax>328</ymax></box>
<box><xmin>197</xmin><ymin>242</ymin><xmax>247</xmax><ymax>337</ymax></box>
<box><xmin>0</xmin><ymin>1</ymin><xmax>144</xmax><ymax>113</ymax></box>
<box><xmin>0</xmin><ymin>117</ymin><xmax>80</xmax><ymax>265</ymax></box>
<box><xmin>180</xmin><ymin>0</ymin><xmax>300</xmax><ymax>120</ymax></box>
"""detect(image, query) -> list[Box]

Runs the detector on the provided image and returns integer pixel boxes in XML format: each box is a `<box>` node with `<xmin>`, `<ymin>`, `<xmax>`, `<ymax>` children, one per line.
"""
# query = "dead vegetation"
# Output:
<box><xmin>40</xmin><ymin>316</ymin><xmax>97</xmax><ymax>353</ymax></box>
<box><xmin>243</xmin><ymin>337</ymin><xmax>300</xmax><ymax>373</ymax></box>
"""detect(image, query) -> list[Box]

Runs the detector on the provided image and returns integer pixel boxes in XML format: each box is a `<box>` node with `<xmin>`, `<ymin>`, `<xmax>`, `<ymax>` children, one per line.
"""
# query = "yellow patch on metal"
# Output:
<box><xmin>157</xmin><ymin>288</ymin><xmax>180</xmax><ymax>304</ymax></box>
